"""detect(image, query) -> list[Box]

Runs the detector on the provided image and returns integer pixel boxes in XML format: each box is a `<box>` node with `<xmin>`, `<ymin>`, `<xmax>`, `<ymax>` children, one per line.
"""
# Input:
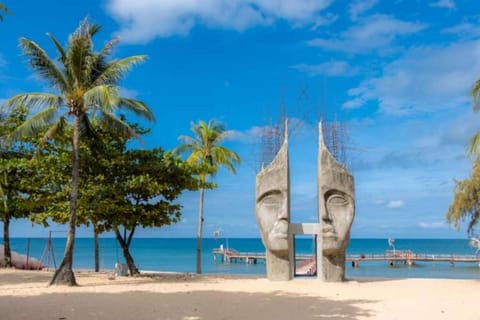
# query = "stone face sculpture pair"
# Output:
<box><xmin>255</xmin><ymin>122</ymin><xmax>355</xmax><ymax>282</ymax></box>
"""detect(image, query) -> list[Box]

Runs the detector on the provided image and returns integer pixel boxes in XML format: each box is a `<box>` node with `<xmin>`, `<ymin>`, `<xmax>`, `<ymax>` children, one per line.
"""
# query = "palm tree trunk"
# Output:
<box><xmin>50</xmin><ymin>114</ymin><xmax>82</xmax><ymax>286</ymax></box>
<box><xmin>94</xmin><ymin>225</ymin><xmax>99</xmax><ymax>272</ymax></box>
<box><xmin>196</xmin><ymin>188</ymin><xmax>205</xmax><ymax>274</ymax></box>
<box><xmin>3</xmin><ymin>215</ymin><xmax>12</xmax><ymax>268</ymax></box>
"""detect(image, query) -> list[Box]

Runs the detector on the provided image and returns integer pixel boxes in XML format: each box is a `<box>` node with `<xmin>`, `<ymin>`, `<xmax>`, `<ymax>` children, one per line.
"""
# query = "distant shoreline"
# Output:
<box><xmin>3</xmin><ymin>238</ymin><xmax>478</xmax><ymax>280</ymax></box>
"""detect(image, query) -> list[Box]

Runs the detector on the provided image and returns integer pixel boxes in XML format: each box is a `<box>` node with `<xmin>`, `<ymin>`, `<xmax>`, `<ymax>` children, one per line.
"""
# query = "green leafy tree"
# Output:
<box><xmin>110</xmin><ymin>149</ymin><xmax>200</xmax><ymax>275</ymax></box>
<box><xmin>447</xmin><ymin>160</ymin><xmax>480</xmax><ymax>236</ymax></box>
<box><xmin>0</xmin><ymin>107</ymin><xmax>39</xmax><ymax>267</ymax></box>
<box><xmin>1</xmin><ymin>18</ymin><xmax>153</xmax><ymax>285</ymax></box>
<box><xmin>82</xmin><ymin>127</ymin><xmax>200</xmax><ymax>275</ymax></box>
<box><xmin>175</xmin><ymin>120</ymin><xmax>240</xmax><ymax>274</ymax></box>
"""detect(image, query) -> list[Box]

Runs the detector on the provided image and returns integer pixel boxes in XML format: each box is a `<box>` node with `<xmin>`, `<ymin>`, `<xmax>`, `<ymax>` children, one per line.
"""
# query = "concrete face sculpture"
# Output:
<box><xmin>318</xmin><ymin>123</ymin><xmax>355</xmax><ymax>282</ymax></box>
<box><xmin>255</xmin><ymin>121</ymin><xmax>354</xmax><ymax>282</ymax></box>
<box><xmin>255</xmin><ymin>130</ymin><xmax>292</xmax><ymax>281</ymax></box>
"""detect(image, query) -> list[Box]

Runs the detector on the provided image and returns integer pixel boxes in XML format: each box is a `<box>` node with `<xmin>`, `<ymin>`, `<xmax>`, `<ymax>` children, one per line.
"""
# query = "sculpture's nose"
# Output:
<box><xmin>321</xmin><ymin>205</ymin><xmax>331</xmax><ymax>221</ymax></box>
<box><xmin>277</xmin><ymin>201</ymin><xmax>288</xmax><ymax>219</ymax></box>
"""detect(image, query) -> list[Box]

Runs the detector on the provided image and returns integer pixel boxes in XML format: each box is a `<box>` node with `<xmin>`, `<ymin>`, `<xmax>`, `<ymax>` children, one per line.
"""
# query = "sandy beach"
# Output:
<box><xmin>0</xmin><ymin>269</ymin><xmax>478</xmax><ymax>320</ymax></box>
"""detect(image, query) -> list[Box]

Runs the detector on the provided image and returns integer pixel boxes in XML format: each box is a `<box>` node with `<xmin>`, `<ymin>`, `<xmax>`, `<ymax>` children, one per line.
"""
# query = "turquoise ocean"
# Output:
<box><xmin>4</xmin><ymin>237</ymin><xmax>480</xmax><ymax>280</ymax></box>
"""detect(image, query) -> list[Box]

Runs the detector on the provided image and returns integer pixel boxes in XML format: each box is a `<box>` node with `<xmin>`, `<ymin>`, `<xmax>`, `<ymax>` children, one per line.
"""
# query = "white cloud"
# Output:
<box><xmin>229</xmin><ymin>125</ymin><xmax>271</xmax><ymax>143</ymax></box>
<box><xmin>307</xmin><ymin>15</ymin><xmax>426</xmax><ymax>55</ymax></box>
<box><xmin>439</xmin><ymin>111</ymin><xmax>480</xmax><ymax>148</ymax></box>
<box><xmin>229</xmin><ymin>117</ymin><xmax>311</xmax><ymax>143</ymax></box>
<box><xmin>418</xmin><ymin>221</ymin><xmax>447</xmax><ymax>229</ymax></box>
<box><xmin>343</xmin><ymin>40</ymin><xmax>480</xmax><ymax>115</ymax></box>
<box><xmin>106</xmin><ymin>0</ymin><xmax>332</xmax><ymax>43</ymax></box>
<box><xmin>291</xmin><ymin>60</ymin><xmax>359</xmax><ymax>77</ymax></box>
<box><xmin>343</xmin><ymin>97</ymin><xmax>366</xmax><ymax>110</ymax></box>
<box><xmin>309</xmin><ymin>13</ymin><xmax>338</xmax><ymax>30</ymax></box>
<box><xmin>442</xmin><ymin>23</ymin><xmax>480</xmax><ymax>39</ymax></box>
<box><xmin>348</xmin><ymin>0</ymin><xmax>378</xmax><ymax>20</ymax></box>
<box><xmin>386</xmin><ymin>200</ymin><xmax>405</xmax><ymax>209</ymax></box>
<box><xmin>373</xmin><ymin>199</ymin><xmax>405</xmax><ymax>209</ymax></box>
<box><xmin>430</xmin><ymin>0</ymin><xmax>455</xmax><ymax>9</ymax></box>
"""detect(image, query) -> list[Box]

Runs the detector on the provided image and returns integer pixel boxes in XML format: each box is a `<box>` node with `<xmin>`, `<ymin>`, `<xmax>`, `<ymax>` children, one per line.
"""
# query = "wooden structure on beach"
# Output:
<box><xmin>212</xmin><ymin>248</ymin><xmax>312</xmax><ymax>264</ymax></box>
<box><xmin>212</xmin><ymin>248</ymin><xmax>480</xmax><ymax>269</ymax></box>
<box><xmin>348</xmin><ymin>250</ymin><xmax>480</xmax><ymax>267</ymax></box>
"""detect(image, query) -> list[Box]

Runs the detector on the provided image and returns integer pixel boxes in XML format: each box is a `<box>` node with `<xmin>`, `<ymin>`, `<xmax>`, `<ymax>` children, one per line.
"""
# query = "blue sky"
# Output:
<box><xmin>1</xmin><ymin>0</ymin><xmax>480</xmax><ymax>239</ymax></box>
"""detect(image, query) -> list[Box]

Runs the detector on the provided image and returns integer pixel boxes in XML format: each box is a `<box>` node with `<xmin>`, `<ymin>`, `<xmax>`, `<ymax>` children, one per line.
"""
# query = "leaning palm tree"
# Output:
<box><xmin>1</xmin><ymin>18</ymin><xmax>154</xmax><ymax>285</ymax></box>
<box><xmin>176</xmin><ymin>120</ymin><xmax>240</xmax><ymax>274</ymax></box>
<box><xmin>468</xmin><ymin>78</ymin><xmax>480</xmax><ymax>154</ymax></box>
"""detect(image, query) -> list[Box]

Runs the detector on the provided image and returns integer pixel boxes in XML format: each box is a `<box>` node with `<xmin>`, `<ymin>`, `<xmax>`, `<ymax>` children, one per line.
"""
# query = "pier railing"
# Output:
<box><xmin>348</xmin><ymin>251</ymin><xmax>480</xmax><ymax>263</ymax></box>
<box><xmin>212</xmin><ymin>248</ymin><xmax>480</xmax><ymax>267</ymax></box>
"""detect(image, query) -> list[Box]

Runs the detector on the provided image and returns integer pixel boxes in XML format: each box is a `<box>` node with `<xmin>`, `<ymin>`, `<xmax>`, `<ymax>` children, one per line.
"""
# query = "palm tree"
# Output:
<box><xmin>468</xmin><ymin>79</ymin><xmax>480</xmax><ymax>154</ymax></box>
<box><xmin>1</xmin><ymin>18</ymin><xmax>154</xmax><ymax>285</ymax></box>
<box><xmin>176</xmin><ymin>120</ymin><xmax>240</xmax><ymax>273</ymax></box>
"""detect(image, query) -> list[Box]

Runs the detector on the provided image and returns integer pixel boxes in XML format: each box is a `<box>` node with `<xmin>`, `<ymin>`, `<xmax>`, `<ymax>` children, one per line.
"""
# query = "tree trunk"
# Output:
<box><xmin>94</xmin><ymin>226</ymin><xmax>99</xmax><ymax>272</ymax></box>
<box><xmin>114</xmin><ymin>227</ymin><xmax>139</xmax><ymax>276</ymax></box>
<box><xmin>1</xmin><ymin>184</ymin><xmax>12</xmax><ymax>268</ymax></box>
<box><xmin>3</xmin><ymin>215</ymin><xmax>12</xmax><ymax>268</ymax></box>
<box><xmin>50</xmin><ymin>114</ymin><xmax>82</xmax><ymax>286</ymax></box>
<box><xmin>196</xmin><ymin>188</ymin><xmax>205</xmax><ymax>274</ymax></box>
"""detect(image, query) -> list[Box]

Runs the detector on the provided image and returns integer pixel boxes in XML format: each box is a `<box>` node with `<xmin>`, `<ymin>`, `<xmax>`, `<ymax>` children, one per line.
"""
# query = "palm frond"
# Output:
<box><xmin>174</xmin><ymin>142</ymin><xmax>197</xmax><ymax>156</ymax></box>
<box><xmin>43</xmin><ymin>116</ymin><xmax>69</xmax><ymax>142</ymax></box>
<box><xmin>468</xmin><ymin>132</ymin><xmax>480</xmax><ymax>155</ymax></box>
<box><xmin>19</xmin><ymin>38</ymin><xmax>68</xmax><ymax>93</ymax></box>
<box><xmin>90</xmin><ymin>37</ymin><xmax>121</xmax><ymax>82</ymax></box>
<box><xmin>186</xmin><ymin>151</ymin><xmax>204</xmax><ymax>165</ymax></box>
<box><xmin>83</xmin><ymin>85</ymin><xmax>120</xmax><ymax>113</ymax></box>
<box><xmin>66</xmin><ymin>21</ymin><xmax>94</xmax><ymax>87</ymax></box>
<box><xmin>99</xmin><ymin>111</ymin><xmax>137</xmax><ymax>139</ymax></box>
<box><xmin>88</xmin><ymin>23</ymin><xmax>102</xmax><ymax>37</ymax></box>
<box><xmin>213</xmin><ymin>146</ymin><xmax>241</xmax><ymax>174</ymax></box>
<box><xmin>46</xmin><ymin>33</ymin><xmax>66</xmax><ymax>63</ymax></box>
<box><xmin>92</xmin><ymin>55</ymin><xmax>147</xmax><ymax>86</ymax></box>
<box><xmin>2</xmin><ymin>93</ymin><xmax>62</xmax><ymax>112</ymax></box>
<box><xmin>471</xmin><ymin>79</ymin><xmax>480</xmax><ymax>112</ymax></box>
<box><xmin>80</xmin><ymin>114</ymin><xmax>101</xmax><ymax>142</ymax></box>
<box><xmin>118</xmin><ymin>98</ymin><xmax>155</xmax><ymax>122</ymax></box>
<box><xmin>9</xmin><ymin>106</ymin><xmax>59</xmax><ymax>140</ymax></box>
<box><xmin>97</xmin><ymin>37</ymin><xmax>120</xmax><ymax>62</ymax></box>
<box><xmin>177</xmin><ymin>135</ymin><xmax>200</xmax><ymax>149</ymax></box>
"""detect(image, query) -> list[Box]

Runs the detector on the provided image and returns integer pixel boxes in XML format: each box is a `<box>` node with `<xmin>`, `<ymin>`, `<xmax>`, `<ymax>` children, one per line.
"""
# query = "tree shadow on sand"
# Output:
<box><xmin>0</xmin><ymin>291</ymin><xmax>376</xmax><ymax>320</ymax></box>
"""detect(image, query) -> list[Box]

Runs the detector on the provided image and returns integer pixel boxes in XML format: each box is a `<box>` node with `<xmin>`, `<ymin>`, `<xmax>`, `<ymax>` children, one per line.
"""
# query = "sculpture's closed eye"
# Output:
<box><xmin>327</xmin><ymin>194</ymin><xmax>349</xmax><ymax>207</ymax></box>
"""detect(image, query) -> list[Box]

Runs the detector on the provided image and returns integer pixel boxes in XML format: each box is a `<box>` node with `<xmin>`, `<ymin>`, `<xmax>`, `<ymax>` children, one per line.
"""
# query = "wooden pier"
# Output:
<box><xmin>212</xmin><ymin>248</ymin><xmax>264</xmax><ymax>264</ymax></box>
<box><xmin>348</xmin><ymin>250</ymin><xmax>480</xmax><ymax>267</ymax></box>
<box><xmin>212</xmin><ymin>248</ymin><xmax>312</xmax><ymax>265</ymax></box>
<box><xmin>212</xmin><ymin>248</ymin><xmax>480</xmax><ymax>268</ymax></box>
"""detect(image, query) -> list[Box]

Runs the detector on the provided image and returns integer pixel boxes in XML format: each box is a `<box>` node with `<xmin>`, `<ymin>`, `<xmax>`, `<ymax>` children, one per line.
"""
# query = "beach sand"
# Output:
<box><xmin>0</xmin><ymin>269</ymin><xmax>478</xmax><ymax>320</ymax></box>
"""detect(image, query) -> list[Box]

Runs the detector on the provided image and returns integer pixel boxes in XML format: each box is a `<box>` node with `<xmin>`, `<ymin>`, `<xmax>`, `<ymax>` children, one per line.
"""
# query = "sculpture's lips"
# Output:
<box><xmin>270</xmin><ymin>231</ymin><xmax>288</xmax><ymax>239</ymax></box>
<box><xmin>323</xmin><ymin>225</ymin><xmax>337</xmax><ymax>238</ymax></box>
<box><xmin>323</xmin><ymin>233</ymin><xmax>337</xmax><ymax>239</ymax></box>
<box><xmin>270</xmin><ymin>220</ymin><xmax>288</xmax><ymax>239</ymax></box>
